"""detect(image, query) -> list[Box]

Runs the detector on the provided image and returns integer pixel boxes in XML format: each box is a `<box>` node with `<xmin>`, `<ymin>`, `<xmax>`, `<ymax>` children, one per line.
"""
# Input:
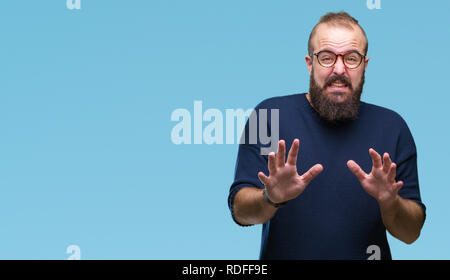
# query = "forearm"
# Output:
<box><xmin>233</xmin><ymin>187</ymin><xmax>278</xmax><ymax>226</ymax></box>
<box><xmin>379</xmin><ymin>196</ymin><xmax>425</xmax><ymax>244</ymax></box>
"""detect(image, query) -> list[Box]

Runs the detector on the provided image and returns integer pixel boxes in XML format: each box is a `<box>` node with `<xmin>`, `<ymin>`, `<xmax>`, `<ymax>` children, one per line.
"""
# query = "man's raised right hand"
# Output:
<box><xmin>257</xmin><ymin>139</ymin><xmax>323</xmax><ymax>204</ymax></box>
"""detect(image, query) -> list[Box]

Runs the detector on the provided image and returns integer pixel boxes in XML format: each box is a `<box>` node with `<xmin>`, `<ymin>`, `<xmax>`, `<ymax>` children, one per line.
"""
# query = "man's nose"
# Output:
<box><xmin>332</xmin><ymin>56</ymin><xmax>346</xmax><ymax>75</ymax></box>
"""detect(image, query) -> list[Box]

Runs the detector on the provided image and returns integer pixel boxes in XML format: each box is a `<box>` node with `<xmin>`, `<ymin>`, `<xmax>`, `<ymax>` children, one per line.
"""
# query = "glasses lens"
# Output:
<box><xmin>317</xmin><ymin>51</ymin><xmax>336</xmax><ymax>67</ymax></box>
<box><xmin>344</xmin><ymin>52</ymin><xmax>362</xmax><ymax>68</ymax></box>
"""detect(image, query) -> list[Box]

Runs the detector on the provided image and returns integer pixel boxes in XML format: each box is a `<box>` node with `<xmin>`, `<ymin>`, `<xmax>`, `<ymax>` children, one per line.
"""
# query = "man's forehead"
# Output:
<box><xmin>313</xmin><ymin>23</ymin><xmax>366</xmax><ymax>52</ymax></box>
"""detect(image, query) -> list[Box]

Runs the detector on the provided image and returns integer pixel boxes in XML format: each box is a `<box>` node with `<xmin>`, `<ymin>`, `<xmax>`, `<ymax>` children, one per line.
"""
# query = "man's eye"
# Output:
<box><xmin>345</xmin><ymin>54</ymin><xmax>360</xmax><ymax>63</ymax></box>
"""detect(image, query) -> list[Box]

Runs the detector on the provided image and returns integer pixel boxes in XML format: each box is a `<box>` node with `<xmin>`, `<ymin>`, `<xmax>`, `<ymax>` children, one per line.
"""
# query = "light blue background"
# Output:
<box><xmin>0</xmin><ymin>0</ymin><xmax>448</xmax><ymax>259</ymax></box>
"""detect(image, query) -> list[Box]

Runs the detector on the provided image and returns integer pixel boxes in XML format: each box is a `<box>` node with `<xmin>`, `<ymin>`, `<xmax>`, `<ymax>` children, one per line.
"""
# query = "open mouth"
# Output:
<box><xmin>326</xmin><ymin>80</ymin><xmax>350</xmax><ymax>91</ymax></box>
<box><xmin>329</xmin><ymin>82</ymin><xmax>347</xmax><ymax>87</ymax></box>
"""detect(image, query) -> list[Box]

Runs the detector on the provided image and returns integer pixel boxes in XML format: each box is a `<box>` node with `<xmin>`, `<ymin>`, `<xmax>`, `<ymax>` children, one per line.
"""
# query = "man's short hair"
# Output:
<box><xmin>308</xmin><ymin>11</ymin><xmax>368</xmax><ymax>56</ymax></box>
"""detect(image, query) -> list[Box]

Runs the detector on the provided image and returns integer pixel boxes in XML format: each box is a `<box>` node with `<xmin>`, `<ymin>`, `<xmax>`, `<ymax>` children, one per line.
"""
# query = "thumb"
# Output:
<box><xmin>347</xmin><ymin>160</ymin><xmax>367</xmax><ymax>182</ymax></box>
<box><xmin>300</xmin><ymin>164</ymin><xmax>323</xmax><ymax>185</ymax></box>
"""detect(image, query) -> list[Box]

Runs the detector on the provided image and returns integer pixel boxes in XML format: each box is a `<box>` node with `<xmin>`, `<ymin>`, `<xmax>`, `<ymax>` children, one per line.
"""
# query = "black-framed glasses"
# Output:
<box><xmin>313</xmin><ymin>50</ymin><xmax>365</xmax><ymax>69</ymax></box>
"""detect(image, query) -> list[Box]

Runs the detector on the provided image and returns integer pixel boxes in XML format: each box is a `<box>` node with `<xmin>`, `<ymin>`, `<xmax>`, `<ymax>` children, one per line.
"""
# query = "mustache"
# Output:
<box><xmin>324</xmin><ymin>75</ymin><xmax>352</xmax><ymax>89</ymax></box>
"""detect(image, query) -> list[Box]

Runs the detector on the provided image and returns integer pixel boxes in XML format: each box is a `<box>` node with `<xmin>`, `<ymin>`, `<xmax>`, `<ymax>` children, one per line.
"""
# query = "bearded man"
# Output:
<box><xmin>228</xmin><ymin>11</ymin><xmax>426</xmax><ymax>260</ymax></box>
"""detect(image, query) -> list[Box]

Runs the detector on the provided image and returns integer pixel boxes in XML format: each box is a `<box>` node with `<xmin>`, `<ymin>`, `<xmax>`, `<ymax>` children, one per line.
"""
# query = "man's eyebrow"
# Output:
<box><xmin>316</xmin><ymin>48</ymin><xmax>362</xmax><ymax>54</ymax></box>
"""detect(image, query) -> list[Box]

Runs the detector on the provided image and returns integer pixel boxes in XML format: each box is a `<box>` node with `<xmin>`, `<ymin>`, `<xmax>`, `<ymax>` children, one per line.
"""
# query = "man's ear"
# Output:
<box><xmin>305</xmin><ymin>55</ymin><xmax>313</xmax><ymax>74</ymax></box>
<box><xmin>364</xmin><ymin>57</ymin><xmax>370</xmax><ymax>71</ymax></box>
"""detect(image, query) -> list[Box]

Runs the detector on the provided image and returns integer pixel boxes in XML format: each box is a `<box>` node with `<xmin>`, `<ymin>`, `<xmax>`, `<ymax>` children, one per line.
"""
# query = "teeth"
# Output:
<box><xmin>331</xmin><ymin>82</ymin><xmax>346</xmax><ymax>87</ymax></box>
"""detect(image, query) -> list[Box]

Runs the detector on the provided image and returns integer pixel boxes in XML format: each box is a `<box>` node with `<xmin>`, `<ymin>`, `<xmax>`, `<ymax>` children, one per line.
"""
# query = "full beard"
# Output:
<box><xmin>308</xmin><ymin>70</ymin><xmax>365</xmax><ymax>124</ymax></box>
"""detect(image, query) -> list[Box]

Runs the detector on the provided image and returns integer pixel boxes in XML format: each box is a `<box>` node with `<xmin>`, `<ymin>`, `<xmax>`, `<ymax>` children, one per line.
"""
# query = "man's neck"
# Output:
<box><xmin>305</xmin><ymin>92</ymin><xmax>316</xmax><ymax>111</ymax></box>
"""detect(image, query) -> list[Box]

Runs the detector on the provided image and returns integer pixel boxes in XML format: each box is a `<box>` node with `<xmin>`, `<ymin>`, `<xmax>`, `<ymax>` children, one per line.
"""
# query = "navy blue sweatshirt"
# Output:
<box><xmin>228</xmin><ymin>93</ymin><xmax>425</xmax><ymax>260</ymax></box>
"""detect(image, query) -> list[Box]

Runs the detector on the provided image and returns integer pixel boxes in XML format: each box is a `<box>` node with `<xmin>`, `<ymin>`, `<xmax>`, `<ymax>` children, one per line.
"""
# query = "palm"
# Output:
<box><xmin>258</xmin><ymin>139</ymin><xmax>323</xmax><ymax>204</ymax></box>
<box><xmin>264</xmin><ymin>165</ymin><xmax>304</xmax><ymax>201</ymax></box>
<box><xmin>347</xmin><ymin>148</ymin><xmax>403</xmax><ymax>206</ymax></box>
